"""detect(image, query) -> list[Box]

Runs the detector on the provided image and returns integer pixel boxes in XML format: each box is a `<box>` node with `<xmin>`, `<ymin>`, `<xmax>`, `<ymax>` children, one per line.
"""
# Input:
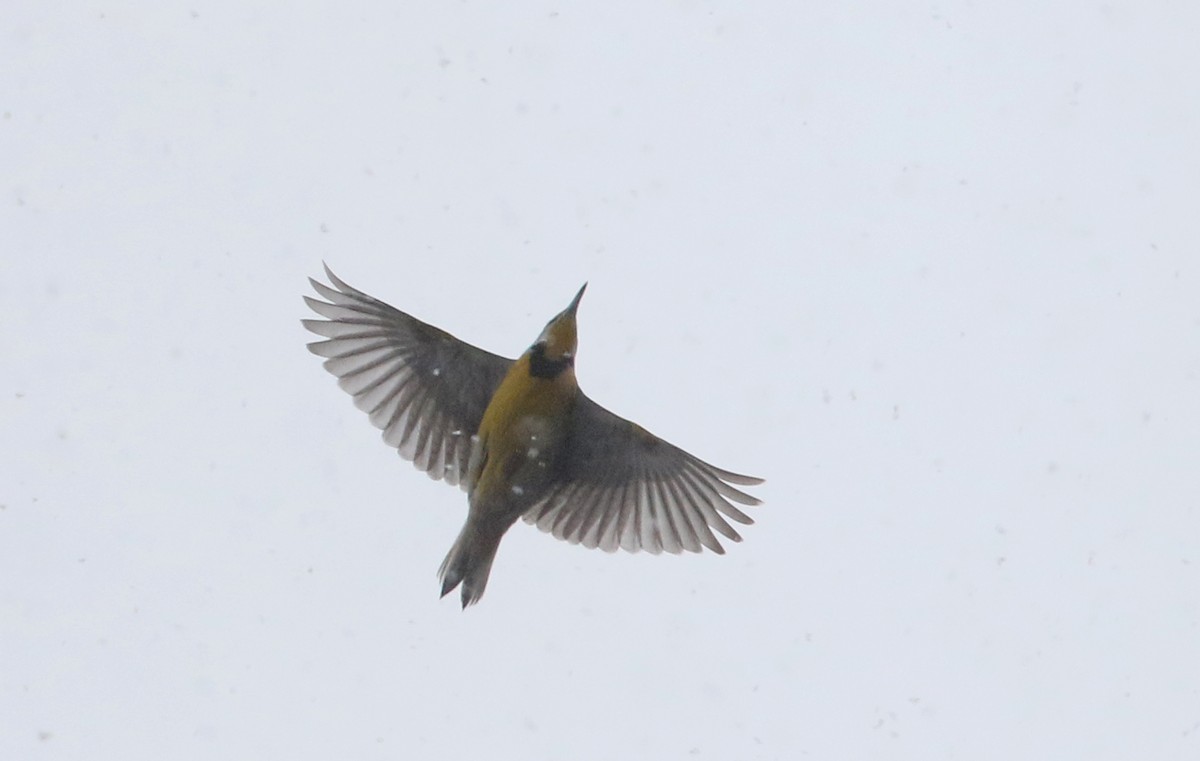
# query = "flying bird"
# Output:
<box><xmin>303</xmin><ymin>266</ymin><xmax>762</xmax><ymax>607</ymax></box>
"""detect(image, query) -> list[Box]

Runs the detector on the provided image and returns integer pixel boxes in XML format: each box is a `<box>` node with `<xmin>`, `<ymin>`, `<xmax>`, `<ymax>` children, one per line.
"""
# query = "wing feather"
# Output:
<box><xmin>304</xmin><ymin>265</ymin><xmax>512</xmax><ymax>488</ymax></box>
<box><xmin>652</xmin><ymin>477</ymin><xmax>684</xmax><ymax>554</ymax></box>
<box><xmin>677</xmin><ymin>467</ymin><xmax>739</xmax><ymax>544</ymax></box>
<box><xmin>595</xmin><ymin>480</ymin><xmax>631</xmax><ymax>553</ymax></box>
<box><xmin>560</xmin><ymin>484</ymin><xmax>600</xmax><ymax>544</ymax></box>
<box><xmin>521</xmin><ymin>393</ymin><xmax>761</xmax><ymax>554</ymax></box>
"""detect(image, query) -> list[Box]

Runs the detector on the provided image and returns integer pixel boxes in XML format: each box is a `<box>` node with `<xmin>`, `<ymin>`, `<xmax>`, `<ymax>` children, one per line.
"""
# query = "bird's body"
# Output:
<box><xmin>304</xmin><ymin>267</ymin><xmax>762</xmax><ymax>607</ymax></box>
<box><xmin>443</xmin><ymin>342</ymin><xmax>580</xmax><ymax>604</ymax></box>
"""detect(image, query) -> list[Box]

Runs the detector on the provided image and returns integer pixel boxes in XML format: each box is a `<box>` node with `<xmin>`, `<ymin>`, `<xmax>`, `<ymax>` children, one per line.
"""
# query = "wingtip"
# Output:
<box><xmin>324</xmin><ymin>263</ymin><xmax>347</xmax><ymax>291</ymax></box>
<box><xmin>722</xmin><ymin>471</ymin><xmax>765</xmax><ymax>487</ymax></box>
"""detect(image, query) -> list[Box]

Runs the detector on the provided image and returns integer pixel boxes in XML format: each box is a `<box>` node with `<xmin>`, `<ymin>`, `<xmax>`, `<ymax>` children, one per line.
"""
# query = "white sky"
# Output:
<box><xmin>3</xmin><ymin>2</ymin><xmax>1198</xmax><ymax>759</ymax></box>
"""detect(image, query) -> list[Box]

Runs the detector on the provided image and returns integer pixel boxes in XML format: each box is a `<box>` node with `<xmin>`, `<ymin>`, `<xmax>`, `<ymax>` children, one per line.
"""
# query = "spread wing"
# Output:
<box><xmin>303</xmin><ymin>265</ymin><xmax>513</xmax><ymax>488</ymax></box>
<box><xmin>523</xmin><ymin>394</ymin><xmax>763</xmax><ymax>554</ymax></box>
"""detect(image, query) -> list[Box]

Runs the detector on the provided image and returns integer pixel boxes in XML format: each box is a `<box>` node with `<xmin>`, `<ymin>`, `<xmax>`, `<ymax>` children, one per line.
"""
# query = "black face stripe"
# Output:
<box><xmin>529</xmin><ymin>343</ymin><xmax>572</xmax><ymax>379</ymax></box>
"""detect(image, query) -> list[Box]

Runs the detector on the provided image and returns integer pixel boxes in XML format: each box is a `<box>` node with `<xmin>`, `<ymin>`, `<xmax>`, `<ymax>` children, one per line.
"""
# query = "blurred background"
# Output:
<box><xmin>3</xmin><ymin>2</ymin><xmax>1198</xmax><ymax>758</ymax></box>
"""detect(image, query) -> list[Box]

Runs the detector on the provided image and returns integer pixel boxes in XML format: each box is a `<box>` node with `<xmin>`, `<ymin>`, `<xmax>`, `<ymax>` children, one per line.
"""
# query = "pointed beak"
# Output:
<box><xmin>565</xmin><ymin>282</ymin><xmax>587</xmax><ymax>316</ymax></box>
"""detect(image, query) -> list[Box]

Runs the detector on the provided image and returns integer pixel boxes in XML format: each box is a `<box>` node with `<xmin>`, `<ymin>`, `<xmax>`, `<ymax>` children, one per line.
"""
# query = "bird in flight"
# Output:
<box><xmin>303</xmin><ymin>266</ymin><xmax>762</xmax><ymax>607</ymax></box>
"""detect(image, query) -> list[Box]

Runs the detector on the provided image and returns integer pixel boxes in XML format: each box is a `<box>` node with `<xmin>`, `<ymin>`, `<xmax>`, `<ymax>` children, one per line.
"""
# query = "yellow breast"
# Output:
<box><xmin>469</xmin><ymin>353</ymin><xmax>578</xmax><ymax>504</ymax></box>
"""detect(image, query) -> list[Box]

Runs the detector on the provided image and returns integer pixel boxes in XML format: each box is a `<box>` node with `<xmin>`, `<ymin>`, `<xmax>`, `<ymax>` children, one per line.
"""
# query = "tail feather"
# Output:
<box><xmin>438</xmin><ymin>522</ymin><xmax>502</xmax><ymax>608</ymax></box>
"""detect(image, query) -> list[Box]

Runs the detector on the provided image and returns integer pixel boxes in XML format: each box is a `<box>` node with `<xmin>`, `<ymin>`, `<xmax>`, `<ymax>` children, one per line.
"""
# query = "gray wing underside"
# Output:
<box><xmin>523</xmin><ymin>394</ymin><xmax>763</xmax><ymax>554</ymax></box>
<box><xmin>303</xmin><ymin>265</ymin><xmax>513</xmax><ymax>488</ymax></box>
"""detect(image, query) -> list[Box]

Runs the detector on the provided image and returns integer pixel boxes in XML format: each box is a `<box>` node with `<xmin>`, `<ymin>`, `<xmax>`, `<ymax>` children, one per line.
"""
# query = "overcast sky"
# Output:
<box><xmin>3</xmin><ymin>2</ymin><xmax>1198</xmax><ymax>759</ymax></box>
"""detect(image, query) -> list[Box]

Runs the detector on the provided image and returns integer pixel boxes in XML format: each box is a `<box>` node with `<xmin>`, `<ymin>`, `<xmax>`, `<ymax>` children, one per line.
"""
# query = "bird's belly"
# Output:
<box><xmin>505</xmin><ymin>413</ymin><xmax>561</xmax><ymax>488</ymax></box>
<box><xmin>469</xmin><ymin>413</ymin><xmax>564</xmax><ymax>520</ymax></box>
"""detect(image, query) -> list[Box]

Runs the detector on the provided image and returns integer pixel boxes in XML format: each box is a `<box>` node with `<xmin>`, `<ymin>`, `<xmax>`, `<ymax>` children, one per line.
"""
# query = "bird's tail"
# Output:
<box><xmin>438</xmin><ymin>521</ymin><xmax>503</xmax><ymax>608</ymax></box>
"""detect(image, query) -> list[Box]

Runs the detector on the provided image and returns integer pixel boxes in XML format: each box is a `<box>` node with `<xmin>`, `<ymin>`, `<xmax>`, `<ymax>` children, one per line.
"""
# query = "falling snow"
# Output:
<box><xmin>4</xmin><ymin>5</ymin><xmax>1197</xmax><ymax>761</ymax></box>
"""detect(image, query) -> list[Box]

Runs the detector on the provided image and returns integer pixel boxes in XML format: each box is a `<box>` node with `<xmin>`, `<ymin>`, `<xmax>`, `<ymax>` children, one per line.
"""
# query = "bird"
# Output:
<box><xmin>303</xmin><ymin>265</ymin><xmax>763</xmax><ymax>607</ymax></box>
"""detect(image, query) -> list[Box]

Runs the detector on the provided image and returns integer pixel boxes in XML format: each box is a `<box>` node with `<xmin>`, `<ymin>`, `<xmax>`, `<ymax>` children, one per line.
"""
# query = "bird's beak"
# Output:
<box><xmin>565</xmin><ymin>282</ymin><xmax>587</xmax><ymax>316</ymax></box>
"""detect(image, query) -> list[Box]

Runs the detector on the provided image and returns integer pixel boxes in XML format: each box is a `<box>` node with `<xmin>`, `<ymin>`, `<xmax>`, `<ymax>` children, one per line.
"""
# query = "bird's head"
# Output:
<box><xmin>530</xmin><ymin>283</ymin><xmax>586</xmax><ymax>373</ymax></box>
